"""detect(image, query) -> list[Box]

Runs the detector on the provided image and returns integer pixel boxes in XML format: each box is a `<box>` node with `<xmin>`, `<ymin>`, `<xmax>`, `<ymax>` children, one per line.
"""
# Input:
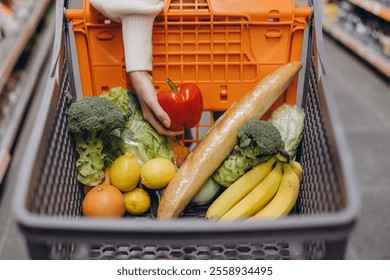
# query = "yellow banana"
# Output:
<box><xmin>291</xmin><ymin>161</ymin><xmax>303</xmax><ymax>182</ymax></box>
<box><xmin>250</xmin><ymin>162</ymin><xmax>300</xmax><ymax>220</ymax></box>
<box><xmin>275</xmin><ymin>150</ymin><xmax>289</xmax><ymax>163</ymax></box>
<box><xmin>219</xmin><ymin>161</ymin><xmax>283</xmax><ymax>221</ymax></box>
<box><xmin>206</xmin><ymin>156</ymin><xmax>277</xmax><ymax>220</ymax></box>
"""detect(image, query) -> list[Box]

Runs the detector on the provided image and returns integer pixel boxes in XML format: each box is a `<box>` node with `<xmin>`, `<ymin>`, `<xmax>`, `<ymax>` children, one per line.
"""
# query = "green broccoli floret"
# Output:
<box><xmin>66</xmin><ymin>96</ymin><xmax>125</xmax><ymax>186</ymax></box>
<box><xmin>212</xmin><ymin>119</ymin><xmax>284</xmax><ymax>187</ymax></box>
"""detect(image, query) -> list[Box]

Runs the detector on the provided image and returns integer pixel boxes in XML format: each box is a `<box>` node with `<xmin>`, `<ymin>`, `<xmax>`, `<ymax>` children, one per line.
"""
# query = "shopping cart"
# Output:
<box><xmin>12</xmin><ymin>0</ymin><xmax>360</xmax><ymax>260</ymax></box>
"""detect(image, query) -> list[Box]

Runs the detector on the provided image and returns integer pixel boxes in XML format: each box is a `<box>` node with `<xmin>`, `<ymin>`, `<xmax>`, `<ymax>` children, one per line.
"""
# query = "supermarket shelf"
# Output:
<box><xmin>0</xmin><ymin>7</ymin><xmax>55</xmax><ymax>184</ymax></box>
<box><xmin>346</xmin><ymin>0</ymin><xmax>390</xmax><ymax>22</ymax></box>
<box><xmin>0</xmin><ymin>0</ymin><xmax>52</xmax><ymax>94</ymax></box>
<box><xmin>322</xmin><ymin>16</ymin><xmax>390</xmax><ymax>78</ymax></box>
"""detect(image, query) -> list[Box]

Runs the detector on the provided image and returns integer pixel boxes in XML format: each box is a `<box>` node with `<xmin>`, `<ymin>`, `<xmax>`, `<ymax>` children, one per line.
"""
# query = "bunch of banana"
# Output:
<box><xmin>206</xmin><ymin>151</ymin><xmax>302</xmax><ymax>221</ymax></box>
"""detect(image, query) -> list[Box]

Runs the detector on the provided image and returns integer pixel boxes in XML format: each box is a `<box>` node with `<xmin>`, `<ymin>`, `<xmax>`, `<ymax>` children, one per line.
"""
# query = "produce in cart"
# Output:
<box><xmin>140</xmin><ymin>157</ymin><xmax>177</xmax><ymax>190</ymax></box>
<box><xmin>206</xmin><ymin>106</ymin><xmax>305</xmax><ymax>220</ymax></box>
<box><xmin>207</xmin><ymin>151</ymin><xmax>303</xmax><ymax>221</ymax></box>
<box><xmin>192</xmin><ymin>177</ymin><xmax>222</xmax><ymax>206</ymax></box>
<box><xmin>170</xmin><ymin>138</ymin><xmax>191</xmax><ymax>168</ymax></box>
<box><xmin>249</xmin><ymin>156</ymin><xmax>302</xmax><ymax>220</ymax></box>
<box><xmin>193</xmin><ymin>119</ymin><xmax>284</xmax><ymax>206</ymax></box>
<box><xmin>109</xmin><ymin>152</ymin><xmax>141</xmax><ymax>192</ymax></box>
<box><xmin>66</xmin><ymin>86</ymin><xmax>195</xmax><ymax>218</ymax></box>
<box><xmin>66</xmin><ymin>96</ymin><xmax>126</xmax><ymax>186</ymax></box>
<box><xmin>219</xmin><ymin>160</ymin><xmax>284</xmax><ymax>220</ymax></box>
<box><xmin>206</xmin><ymin>156</ymin><xmax>277</xmax><ymax>219</ymax></box>
<box><xmin>100</xmin><ymin>87</ymin><xmax>175</xmax><ymax>166</ymax></box>
<box><xmin>99</xmin><ymin>86</ymin><xmax>131</xmax><ymax>117</ymax></box>
<box><xmin>157</xmin><ymin>61</ymin><xmax>302</xmax><ymax>219</ymax></box>
<box><xmin>268</xmin><ymin>103</ymin><xmax>305</xmax><ymax>158</ymax></box>
<box><xmin>157</xmin><ymin>78</ymin><xmax>203</xmax><ymax>132</ymax></box>
<box><xmin>82</xmin><ymin>168</ymin><xmax>126</xmax><ymax>218</ymax></box>
<box><xmin>212</xmin><ymin>119</ymin><xmax>284</xmax><ymax>187</ymax></box>
<box><xmin>123</xmin><ymin>188</ymin><xmax>151</xmax><ymax>216</ymax></box>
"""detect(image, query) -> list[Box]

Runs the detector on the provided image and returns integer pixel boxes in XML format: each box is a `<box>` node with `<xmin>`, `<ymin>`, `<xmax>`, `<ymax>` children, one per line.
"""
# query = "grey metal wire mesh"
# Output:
<box><xmin>31</xmin><ymin>56</ymin><xmax>82</xmax><ymax>217</ymax></box>
<box><xmin>297</xmin><ymin>56</ymin><xmax>344</xmax><ymax>215</ymax></box>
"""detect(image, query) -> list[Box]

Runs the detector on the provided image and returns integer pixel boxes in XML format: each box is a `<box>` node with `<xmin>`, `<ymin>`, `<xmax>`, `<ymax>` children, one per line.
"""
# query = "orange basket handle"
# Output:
<box><xmin>295</xmin><ymin>6</ymin><xmax>312</xmax><ymax>18</ymax></box>
<box><xmin>65</xmin><ymin>2</ymin><xmax>312</xmax><ymax>21</ymax></box>
<box><xmin>65</xmin><ymin>9</ymin><xmax>83</xmax><ymax>21</ymax></box>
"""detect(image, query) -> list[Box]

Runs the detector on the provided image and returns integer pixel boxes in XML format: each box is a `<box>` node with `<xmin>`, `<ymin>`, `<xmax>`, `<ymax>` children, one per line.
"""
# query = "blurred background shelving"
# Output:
<box><xmin>346</xmin><ymin>0</ymin><xmax>390</xmax><ymax>21</ymax></box>
<box><xmin>0</xmin><ymin>0</ymin><xmax>53</xmax><ymax>184</ymax></box>
<box><xmin>322</xmin><ymin>0</ymin><xmax>390</xmax><ymax>78</ymax></box>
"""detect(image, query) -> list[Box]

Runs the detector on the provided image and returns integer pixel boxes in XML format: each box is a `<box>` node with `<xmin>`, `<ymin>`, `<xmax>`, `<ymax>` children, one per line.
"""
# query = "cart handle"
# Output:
<box><xmin>65</xmin><ymin>6</ymin><xmax>313</xmax><ymax>21</ymax></box>
<box><xmin>295</xmin><ymin>6</ymin><xmax>312</xmax><ymax>18</ymax></box>
<box><xmin>65</xmin><ymin>9</ymin><xmax>83</xmax><ymax>21</ymax></box>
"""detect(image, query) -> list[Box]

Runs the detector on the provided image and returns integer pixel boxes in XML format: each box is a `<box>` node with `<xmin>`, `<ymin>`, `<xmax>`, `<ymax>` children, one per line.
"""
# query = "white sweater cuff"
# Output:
<box><xmin>122</xmin><ymin>14</ymin><xmax>156</xmax><ymax>72</ymax></box>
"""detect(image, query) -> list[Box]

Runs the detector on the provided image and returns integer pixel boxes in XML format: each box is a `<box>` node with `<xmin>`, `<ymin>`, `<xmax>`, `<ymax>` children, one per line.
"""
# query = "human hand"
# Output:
<box><xmin>129</xmin><ymin>71</ymin><xmax>184</xmax><ymax>137</ymax></box>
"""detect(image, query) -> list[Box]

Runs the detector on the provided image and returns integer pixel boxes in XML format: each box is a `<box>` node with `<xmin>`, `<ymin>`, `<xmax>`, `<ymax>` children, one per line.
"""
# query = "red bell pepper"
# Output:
<box><xmin>157</xmin><ymin>79</ymin><xmax>203</xmax><ymax>131</ymax></box>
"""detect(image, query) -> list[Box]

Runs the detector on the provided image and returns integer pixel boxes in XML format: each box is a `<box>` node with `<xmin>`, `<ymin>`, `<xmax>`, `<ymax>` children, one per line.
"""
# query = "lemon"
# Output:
<box><xmin>141</xmin><ymin>158</ymin><xmax>176</xmax><ymax>189</ymax></box>
<box><xmin>123</xmin><ymin>188</ymin><xmax>151</xmax><ymax>215</ymax></box>
<box><xmin>110</xmin><ymin>152</ymin><xmax>141</xmax><ymax>192</ymax></box>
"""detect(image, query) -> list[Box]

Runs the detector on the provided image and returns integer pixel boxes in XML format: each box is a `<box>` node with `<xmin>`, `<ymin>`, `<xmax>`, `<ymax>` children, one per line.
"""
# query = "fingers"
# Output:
<box><xmin>144</xmin><ymin>97</ymin><xmax>171</xmax><ymax>129</ymax></box>
<box><xmin>129</xmin><ymin>71</ymin><xmax>184</xmax><ymax>136</ymax></box>
<box><xmin>140</xmin><ymin>103</ymin><xmax>184</xmax><ymax>137</ymax></box>
<box><xmin>133</xmin><ymin>73</ymin><xmax>172</xmax><ymax>129</ymax></box>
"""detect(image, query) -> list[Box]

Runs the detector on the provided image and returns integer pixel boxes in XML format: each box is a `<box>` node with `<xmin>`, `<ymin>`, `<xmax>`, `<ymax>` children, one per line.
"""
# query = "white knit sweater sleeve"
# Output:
<box><xmin>89</xmin><ymin>0</ymin><xmax>164</xmax><ymax>72</ymax></box>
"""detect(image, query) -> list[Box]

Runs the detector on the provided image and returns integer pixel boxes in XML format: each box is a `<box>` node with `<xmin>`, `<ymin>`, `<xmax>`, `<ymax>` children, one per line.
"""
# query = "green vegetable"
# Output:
<box><xmin>212</xmin><ymin>119</ymin><xmax>284</xmax><ymax>187</ymax></box>
<box><xmin>99</xmin><ymin>87</ymin><xmax>131</xmax><ymax>166</ymax></box>
<box><xmin>104</xmin><ymin>89</ymin><xmax>174</xmax><ymax>166</ymax></box>
<box><xmin>66</xmin><ymin>97</ymin><xmax>125</xmax><ymax>186</ymax></box>
<box><xmin>267</xmin><ymin>103</ymin><xmax>305</xmax><ymax>158</ymax></box>
<box><xmin>192</xmin><ymin>177</ymin><xmax>222</xmax><ymax>206</ymax></box>
<box><xmin>100</xmin><ymin>87</ymin><xmax>130</xmax><ymax>118</ymax></box>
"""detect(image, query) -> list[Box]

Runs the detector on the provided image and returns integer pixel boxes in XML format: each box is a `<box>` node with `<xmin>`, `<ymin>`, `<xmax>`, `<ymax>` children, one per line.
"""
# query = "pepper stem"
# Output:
<box><xmin>166</xmin><ymin>78</ymin><xmax>178</xmax><ymax>91</ymax></box>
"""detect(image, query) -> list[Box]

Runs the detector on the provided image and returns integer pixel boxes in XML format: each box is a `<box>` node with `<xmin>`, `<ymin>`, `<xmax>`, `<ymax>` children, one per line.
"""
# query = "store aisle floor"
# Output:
<box><xmin>322</xmin><ymin>35</ymin><xmax>390</xmax><ymax>259</ymax></box>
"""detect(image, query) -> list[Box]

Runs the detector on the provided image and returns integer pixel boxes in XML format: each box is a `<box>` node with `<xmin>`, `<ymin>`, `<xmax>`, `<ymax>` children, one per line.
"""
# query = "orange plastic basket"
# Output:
<box><xmin>66</xmin><ymin>0</ymin><xmax>311</xmax><ymax>115</ymax></box>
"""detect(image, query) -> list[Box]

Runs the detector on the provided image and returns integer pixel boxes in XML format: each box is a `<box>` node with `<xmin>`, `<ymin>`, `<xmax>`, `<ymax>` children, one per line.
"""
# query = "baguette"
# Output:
<box><xmin>157</xmin><ymin>62</ymin><xmax>302</xmax><ymax>219</ymax></box>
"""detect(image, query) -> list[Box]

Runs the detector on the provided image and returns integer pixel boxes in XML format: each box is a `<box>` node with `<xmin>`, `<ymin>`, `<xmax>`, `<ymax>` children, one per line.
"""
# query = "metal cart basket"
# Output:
<box><xmin>12</xmin><ymin>0</ymin><xmax>360</xmax><ymax>260</ymax></box>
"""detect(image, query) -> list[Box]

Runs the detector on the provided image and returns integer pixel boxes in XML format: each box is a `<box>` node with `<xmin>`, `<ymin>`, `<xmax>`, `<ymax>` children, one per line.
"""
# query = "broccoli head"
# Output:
<box><xmin>212</xmin><ymin>119</ymin><xmax>284</xmax><ymax>187</ymax></box>
<box><xmin>237</xmin><ymin>119</ymin><xmax>284</xmax><ymax>155</ymax></box>
<box><xmin>66</xmin><ymin>96</ymin><xmax>125</xmax><ymax>186</ymax></box>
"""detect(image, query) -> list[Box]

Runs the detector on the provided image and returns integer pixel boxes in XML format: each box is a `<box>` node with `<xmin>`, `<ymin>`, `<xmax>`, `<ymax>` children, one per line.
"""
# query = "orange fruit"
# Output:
<box><xmin>82</xmin><ymin>184</ymin><xmax>126</xmax><ymax>218</ymax></box>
